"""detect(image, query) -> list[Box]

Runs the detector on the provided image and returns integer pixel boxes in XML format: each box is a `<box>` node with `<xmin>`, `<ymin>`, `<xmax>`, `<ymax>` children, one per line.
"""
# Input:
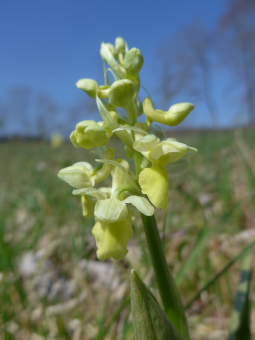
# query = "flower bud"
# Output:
<box><xmin>76</xmin><ymin>79</ymin><xmax>98</xmax><ymax>98</ymax></box>
<box><xmin>71</xmin><ymin>120</ymin><xmax>109</xmax><ymax>149</ymax></box>
<box><xmin>100</xmin><ymin>43</ymin><xmax>117</xmax><ymax>60</ymax></box>
<box><xmin>124</xmin><ymin>48</ymin><xmax>144</xmax><ymax>75</ymax></box>
<box><xmin>143</xmin><ymin>97</ymin><xmax>194</xmax><ymax>127</ymax></box>
<box><xmin>167</xmin><ymin>103</ymin><xmax>195</xmax><ymax>126</ymax></box>
<box><xmin>100</xmin><ymin>43</ymin><xmax>126</xmax><ymax>78</ymax></box>
<box><xmin>109</xmin><ymin>80</ymin><xmax>136</xmax><ymax>108</ymax></box>
<box><xmin>115</xmin><ymin>37</ymin><xmax>126</xmax><ymax>53</ymax></box>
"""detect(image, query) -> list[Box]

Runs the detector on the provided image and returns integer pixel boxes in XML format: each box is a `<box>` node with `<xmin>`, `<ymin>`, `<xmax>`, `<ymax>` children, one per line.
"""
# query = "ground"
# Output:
<box><xmin>0</xmin><ymin>128</ymin><xmax>255</xmax><ymax>339</ymax></box>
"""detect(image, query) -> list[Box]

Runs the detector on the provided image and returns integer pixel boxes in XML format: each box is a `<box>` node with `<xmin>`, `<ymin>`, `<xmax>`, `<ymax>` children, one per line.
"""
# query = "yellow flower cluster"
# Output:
<box><xmin>58</xmin><ymin>37</ymin><xmax>197</xmax><ymax>261</ymax></box>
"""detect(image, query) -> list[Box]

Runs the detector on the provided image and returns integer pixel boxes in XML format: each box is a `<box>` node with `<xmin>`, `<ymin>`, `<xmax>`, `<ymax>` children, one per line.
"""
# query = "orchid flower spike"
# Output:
<box><xmin>57</xmin><ymin>36</ymin><xmax>198</xmax><ymax>262</ymax></box>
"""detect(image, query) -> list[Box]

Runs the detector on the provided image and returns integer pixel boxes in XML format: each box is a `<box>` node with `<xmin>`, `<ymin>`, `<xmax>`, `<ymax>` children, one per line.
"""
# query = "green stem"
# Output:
<box><xmin>133</xmin><ymin>150</ymin><xmax>143</xmax><ymax>177</ymax></box>
<box><xmin>141</xmin><ymin>213</ymin><xmax>190</xmax><ymax>340</ymax></box>
<box><xmin>125</xmin><ymin>100</ymin><xmax>137</xmax><ymax>126</ymax></box>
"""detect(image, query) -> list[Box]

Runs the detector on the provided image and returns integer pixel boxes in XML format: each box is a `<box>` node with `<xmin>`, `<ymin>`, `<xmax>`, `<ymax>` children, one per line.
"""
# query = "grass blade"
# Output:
<box><xmin>176</xmin><ymin>190</ymin><xmax>255</xmax><ymax>286</ymax></box>
<box><xmin>227</xmin><ymin>252</ymin><xmax>253</xmax><ymax>340</ymax></box>
<box><xmin>185</xmin><ymin>240</ymin><xmax>255</xmax><ymax>309</ymax></box>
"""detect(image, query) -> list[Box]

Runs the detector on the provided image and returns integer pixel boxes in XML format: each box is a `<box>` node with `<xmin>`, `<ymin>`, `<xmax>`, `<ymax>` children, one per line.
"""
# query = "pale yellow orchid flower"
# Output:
<box><xmin>72</xmin><ymin>158</ymin><xmax>154</xmax><ymax>260</ymax></box>
<box><xmin>133</xmin><ymin>130</ymin><xmax>197</xmax><ymax>210</ymax></box>
<box><xmin>57</xmin><ymin>148</ymin><xmax>114</xmax><ymax>189</ymax></box>
<box><xmin>92</xmin><ymin>218</ymin><xmax>133</xmax><ymax>261</ymax></box>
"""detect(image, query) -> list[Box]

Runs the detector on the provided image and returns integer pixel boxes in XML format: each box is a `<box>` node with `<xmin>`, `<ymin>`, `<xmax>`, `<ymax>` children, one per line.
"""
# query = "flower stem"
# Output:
<box><xmin>140</xmin><ymin>213</ymin><xmax>190</xmax><ymax>340</ymax></box>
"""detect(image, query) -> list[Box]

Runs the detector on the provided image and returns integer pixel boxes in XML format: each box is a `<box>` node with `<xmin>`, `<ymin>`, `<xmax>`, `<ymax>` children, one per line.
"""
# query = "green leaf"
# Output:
<box><xmin>131</xmin><ymin>270</ymin><xmax>184</xmax><ymax>340</ymax></box>
<box><xmin>228</xmin><ymin>253</ymin><xmax>253</xmax><ymax>340</ymax></box>
<box><xmin>140</xmin><ymin>214</ymin><xmax>190</xmax><ymax>340</ymax></box>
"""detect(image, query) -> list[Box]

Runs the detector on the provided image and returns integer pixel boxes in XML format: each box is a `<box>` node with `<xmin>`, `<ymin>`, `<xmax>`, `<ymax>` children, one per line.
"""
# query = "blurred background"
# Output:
<box><xmin>1</xmin><ymin>0</ymin><xmax>255</xmax><ymax>138</ymax></box>
<box><xmin>0</xmin><ymin>1</ymin><xmax>255</xmax><ymax>340</ymax></box>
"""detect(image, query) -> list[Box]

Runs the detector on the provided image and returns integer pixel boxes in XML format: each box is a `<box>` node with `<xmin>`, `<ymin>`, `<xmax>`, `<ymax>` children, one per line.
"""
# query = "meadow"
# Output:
<box><xmin>0</xmin><ymin>127</ymin><xmax>255</xmax><ymax>340</ymax></box>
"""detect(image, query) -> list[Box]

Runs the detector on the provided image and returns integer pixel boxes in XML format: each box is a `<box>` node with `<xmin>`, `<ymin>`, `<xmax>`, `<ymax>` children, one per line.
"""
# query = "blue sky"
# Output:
<box><xmin>1</xmin><ymin>1</ymin><xmax>233</xmax><ymax>134</ymax></box>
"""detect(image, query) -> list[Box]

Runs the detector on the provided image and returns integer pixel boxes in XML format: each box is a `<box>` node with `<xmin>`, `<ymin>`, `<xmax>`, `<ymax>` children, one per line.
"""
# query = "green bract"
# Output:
<box><xmin>57</xmin><ymin>36</ymin><xmax>197</xmax><ymax>261</ymax></box>
<box><xmin>115</xmin><ymin>37</ymin><xmax>126</xmax><ymax>53</ymax></box>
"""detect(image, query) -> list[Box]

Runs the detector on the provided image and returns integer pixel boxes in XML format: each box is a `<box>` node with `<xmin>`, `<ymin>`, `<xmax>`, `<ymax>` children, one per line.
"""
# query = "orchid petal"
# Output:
<box><xmin>123</xmin><ymin>196</ymin><xmax>154</xmax><ymax>216</ymax></box>
<box><xmin>58</xmin><ymin>165</ymin><xmax>94</xmax><ymax>189</ymax></box>
<box><xmin>81</xmin><ymin>196</ymin><xmax>96</xmax><ymax>218</ymax></box>
<box><xmin>150</xmin><ymin>141</ymin><xmax>188</xmax><ymax>163</ymax></box>
<box><xmin>133</xmin><ymin>134</ymin><xmax>160</xmax><ymax>152</ymax></box>
<box><xmin>139</xmin><ymin>165</ymin><xmax>168</xmax><ymax>210</ymax></box>
<box><xmin>72</xmin><ymin>187</ymin><xmax>107</xmax><ymax>200</ymax></box>
<box><xmin>92</xmin><ymin>218</ymin><xmax>133</xmax><ymax>261</ymax></box>
<box><xmin>95</xmin><ymin>198</ymin><xmax>128</xmax><ymax>223</ymax></box>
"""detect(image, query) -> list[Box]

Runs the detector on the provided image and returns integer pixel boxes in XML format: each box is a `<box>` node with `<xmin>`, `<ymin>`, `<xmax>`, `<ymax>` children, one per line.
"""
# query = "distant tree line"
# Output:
<box><xmin>157</xmin><ymin>0</ymin><xmax>255</xmax><ymax>127</ymax></box>
<box><xmin>0</xmin><ymin>86</ymin><xmax>98</xmax><ymax>139</ymax></box>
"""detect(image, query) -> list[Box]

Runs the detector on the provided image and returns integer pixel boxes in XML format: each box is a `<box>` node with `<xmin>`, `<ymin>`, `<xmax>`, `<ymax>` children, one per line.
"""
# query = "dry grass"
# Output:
<box><xmin>0</xmin><ymin>128</ymin><xmax>255</xmax><ymax>339</ymax></box>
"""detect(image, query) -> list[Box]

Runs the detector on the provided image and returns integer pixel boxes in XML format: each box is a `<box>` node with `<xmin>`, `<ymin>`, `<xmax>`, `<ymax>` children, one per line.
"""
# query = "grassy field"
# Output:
<box><xmin>0</xmin><ymin>128</ymin><xmax>255</xmax><ymax>340</ymax></box>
